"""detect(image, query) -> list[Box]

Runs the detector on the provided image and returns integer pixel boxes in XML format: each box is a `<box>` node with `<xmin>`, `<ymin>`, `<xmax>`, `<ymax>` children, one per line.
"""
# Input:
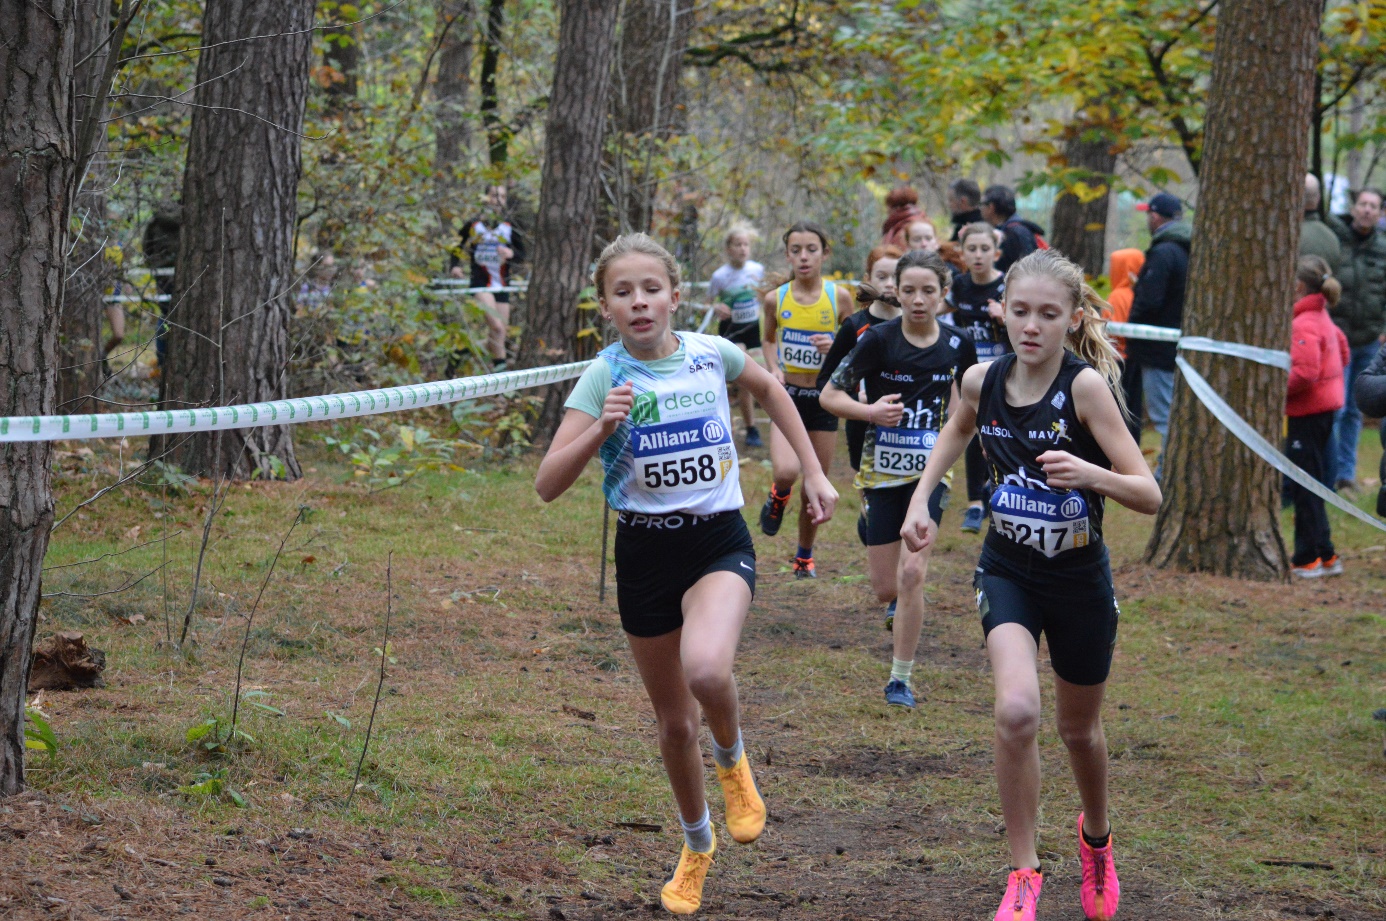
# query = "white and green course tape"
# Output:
<box><xmin>0</xmin><ymin>361</ymin><xmax>591</xmax><ymax>443</ymax></box>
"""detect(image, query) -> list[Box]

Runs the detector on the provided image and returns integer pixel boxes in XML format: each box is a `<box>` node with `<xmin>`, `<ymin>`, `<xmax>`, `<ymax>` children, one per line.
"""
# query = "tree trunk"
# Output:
<box><xmin>0</xmin><ymin>0</ymin><xmax>73</xmax><ymax>794</ymax></box>
<box><xmin>58</xmin><ymin>0</ymin><xmax>115</xmax><ymax>415</ymax></box>
<box><xmin>603</xmin><ymin>0</ymin><xmax>694</xmax><ymax>239</ymax></box>
<box><xmin>516</xmin><ymin>0</ymin><xmax>621</xmax><ymax>439</ymax></box>
<box><xmin>1048</xmin><ymin>125</ymin><xmax>1116</xmax><ymax>276</ymax></box>
<box><xmin>478</xmin><ymin>0</ymin><xmax>507</xmax><ymax>167</ymax></box>
<box><xmin>1144</xmin><ymin>0</ymin><xmax>1322</xmax><ymax>579</ymax></box>
<box><xmin>159</xmin><ymin>0</ymin><xmax>314</xmax><ymax>481</ymax></box>
<box><xmin>434</xmin><ymin>0</ymin><xmax>476</xmax><ymax>223</ymax></box>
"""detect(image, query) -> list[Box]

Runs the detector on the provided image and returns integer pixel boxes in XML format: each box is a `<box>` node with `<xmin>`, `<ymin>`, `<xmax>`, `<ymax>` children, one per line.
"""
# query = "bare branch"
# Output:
<box><xmin>347</xmin><ymin>551</ymin><xmax>394</xmax><ymax>809</ymax></box>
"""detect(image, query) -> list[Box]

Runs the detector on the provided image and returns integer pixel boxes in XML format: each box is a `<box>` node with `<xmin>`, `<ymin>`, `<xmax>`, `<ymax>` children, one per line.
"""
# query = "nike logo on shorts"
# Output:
<box><xmin>740</xmin><ymin>562</ymin><xmax>753</xmax><ymax>571</ymax></box>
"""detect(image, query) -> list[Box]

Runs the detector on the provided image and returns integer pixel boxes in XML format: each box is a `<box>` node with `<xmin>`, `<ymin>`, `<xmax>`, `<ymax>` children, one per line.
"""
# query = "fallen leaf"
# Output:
<box><xmin>124</xmin><ymin>525</ymin><xmax>141</xmax><ymax>541</ymax></box>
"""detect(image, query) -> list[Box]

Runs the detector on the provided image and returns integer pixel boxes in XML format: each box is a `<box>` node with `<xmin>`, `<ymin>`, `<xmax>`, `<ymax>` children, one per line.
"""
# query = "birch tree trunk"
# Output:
<box><xmin>517</xmin><ymin>0</ymin><xmax>620</xmax><ymax>439</ymax></box>
<box><xmin>1144</xmin><ymin>0</ymin><xmax>1322</xmax><ymax>579</ymax></box>
<box><xmin>159</xmin><ymin>0</ymin><xmax>315</xmax><ymax>480</ymax></box>
<box><xmin>0</xmin><ymin>0</ymin><xmax>73</xmax><ymax>794</ymax></box>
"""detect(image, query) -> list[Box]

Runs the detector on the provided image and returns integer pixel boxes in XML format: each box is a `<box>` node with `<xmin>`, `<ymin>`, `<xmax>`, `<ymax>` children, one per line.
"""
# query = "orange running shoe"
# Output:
<box><xmin>660</xmin><ymin>835</ymin><xmax>715</xmax><ymax>915</ymax></box>
<box><xmin>715</xmin><ymin>753</ymin><xmax>766</xmax><ymax>843</ymax></box>
<box><xmin>994</xmin><ymin>867</ymin><xmax>1043</xmax><ymax>921</ymax></box>
<box><xmin>1078</xmin><ymin>813</ymin><xmax>1120</xmax><ymax>920</ymax></box>
<box><xmin>792</xmin><ymin>556</ymin><xmax>816</xmax><ymax>579</ymax></box>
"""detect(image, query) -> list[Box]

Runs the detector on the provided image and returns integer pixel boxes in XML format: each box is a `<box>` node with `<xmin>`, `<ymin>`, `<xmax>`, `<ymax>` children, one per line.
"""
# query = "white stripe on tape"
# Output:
<box><xmin>0</xmin><ymin>362</ymin><xmax>591</xmax><ymax>443</ymax></box>
<box><xmin>1176</xmin><ymin>355</ymin><xmax>1385</xmax><ymax>534</ymax></box>
<box><xmin>1177</xmin><ymin>336</ymin><xmax>1290</xmax><ymax>370</ymax></box>
<box><xmin>1105</xmin><ymin>321</ymin><xmax>1182</xmax><ymax>343</ymax></box>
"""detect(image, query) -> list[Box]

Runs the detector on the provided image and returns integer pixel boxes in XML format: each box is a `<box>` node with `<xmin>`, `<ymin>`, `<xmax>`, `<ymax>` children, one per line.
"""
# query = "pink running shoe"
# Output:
<box><xmin>1078</xmin><ymin>812</ymin><xmax>1120</xmax><ymax>920</ymax></box>
<box><xmin>994</xmin><ymin>867</ymin><xmax>1043</xmax><ymax>921</ymax></box>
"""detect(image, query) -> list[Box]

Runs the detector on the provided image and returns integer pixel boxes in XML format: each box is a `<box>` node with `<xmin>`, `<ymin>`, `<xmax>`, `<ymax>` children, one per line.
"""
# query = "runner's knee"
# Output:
<box><xmin>994</xmin><ymin>694</ymin><xmax>1040</xmax><ymax>741</ymax></box>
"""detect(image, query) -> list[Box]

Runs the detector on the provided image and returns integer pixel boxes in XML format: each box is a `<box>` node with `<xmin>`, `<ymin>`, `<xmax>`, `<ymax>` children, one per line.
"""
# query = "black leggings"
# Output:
<box><xmin>964</xmin><ymin>435</ymin><xmax>989</xmax><ymax>503</ymax></box>
<box><xmin>1286</xmin><ymin>411</ymin><xmax>1335</xmax><ymax>566</ymax></box>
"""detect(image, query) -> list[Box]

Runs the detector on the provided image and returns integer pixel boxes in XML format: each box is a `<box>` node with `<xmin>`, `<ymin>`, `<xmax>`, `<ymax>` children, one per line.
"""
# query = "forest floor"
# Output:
<box><xmin>7</xmin><ymin>419</ymin><xmax>1385</xmax><ymax>921</ymax></box>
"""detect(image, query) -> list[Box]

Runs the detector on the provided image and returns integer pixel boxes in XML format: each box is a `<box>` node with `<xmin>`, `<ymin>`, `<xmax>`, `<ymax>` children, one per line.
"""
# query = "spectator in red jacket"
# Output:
<box><xmin>1286</xmin><ymin>255</ymin><xmax>1350</xmax><ymax>578</ymax></box>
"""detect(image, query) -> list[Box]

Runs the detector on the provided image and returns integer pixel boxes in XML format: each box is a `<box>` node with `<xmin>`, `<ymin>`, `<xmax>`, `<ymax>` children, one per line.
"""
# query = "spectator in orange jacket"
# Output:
<box><xmin>1106</xmin><ymin>248</ymin><xmax>1145</xmax><ymax>442</ymax></box>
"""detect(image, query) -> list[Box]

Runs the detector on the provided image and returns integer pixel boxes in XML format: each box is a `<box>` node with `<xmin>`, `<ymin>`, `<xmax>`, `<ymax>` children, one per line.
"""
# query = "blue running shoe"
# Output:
<box><xmin>961</xmin><ymin>504</ymin><xmax>985</xmax><ymax>533</ymax></box>
<box><xmin>885</xmin><ymin>599</ymin><xmax>896</xmax><ymax>632</ymax></box>
<box><xmin>744</xmin><ymin>426</ymin><xmax>763</xmax><ymax>448</ymax></box>
<box><xmin>884</xmin><ymin>679</ymin><xmax>915</xmax><ymax>709</ymax></box>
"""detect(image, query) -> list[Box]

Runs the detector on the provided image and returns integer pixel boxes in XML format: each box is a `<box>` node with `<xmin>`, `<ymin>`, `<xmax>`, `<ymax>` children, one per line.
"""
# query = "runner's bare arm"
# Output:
<box><xmin>819</xmin><ymin>382</ymin><xmax>901</xmax><ymax>425</ymax></box>
<box><xmin>1041</xmin><ymin>368</ymin><xmax>1161</xmax><ymax>514</ymax></box>
<box><xmin>535</xmin><ymin>384</ymin><xmax>634</xmax><ymax>502</ymax></box>
<box><xmin>738</xmin><ymin>361</ymin><xmax>838</xmax><ymax>523</ymax></box>
<box><xmin>760</xmin><ymin>289</ymin><xmax>782</xmax><ymax>380</ymax></box>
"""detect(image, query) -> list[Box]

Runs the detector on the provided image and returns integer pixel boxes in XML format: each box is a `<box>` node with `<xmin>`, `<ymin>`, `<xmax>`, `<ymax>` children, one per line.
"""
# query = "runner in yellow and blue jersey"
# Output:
<box><xmin>758</xmin><ymin>221</ymin><xmax>854</xmax><ymax>578</ymax></box>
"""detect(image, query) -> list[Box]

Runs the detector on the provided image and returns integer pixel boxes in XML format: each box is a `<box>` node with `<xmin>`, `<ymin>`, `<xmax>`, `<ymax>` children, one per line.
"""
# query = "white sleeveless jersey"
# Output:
<box><xmin>598</xmin><ymin>334</ymin><xmax>743</xmax><ymax>515</ymax></box>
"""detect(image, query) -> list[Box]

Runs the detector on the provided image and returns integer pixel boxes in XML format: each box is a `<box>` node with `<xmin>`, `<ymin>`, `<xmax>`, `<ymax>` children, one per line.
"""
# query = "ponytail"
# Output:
<box><xmin>855</xmin><ymin>282</ymin><xmax>901</xmax><ymax>309</ymax></box>
<box><xmin>1069</xmin><ymin>284</ymin><xmax>1129</xmax><ymax>418</ymax></box>
<box><xmin>1296</xmin><ymin>255</ymin><xmax>1341</xmax><ymax>308</ymax></box>
<box><xmin>1004</xmin><ymin>250</ymin><xmax>1128</xmax><ymax>418</ymax></box>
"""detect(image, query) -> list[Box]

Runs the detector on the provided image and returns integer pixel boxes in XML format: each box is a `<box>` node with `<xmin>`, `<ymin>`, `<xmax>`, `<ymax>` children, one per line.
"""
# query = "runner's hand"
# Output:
<box><xmin>600</xmin><ymin>383</ymin><xmax>634</xmax><ymax>435</ymax></box>
<box><xmin>1037</xmin><ymin>450</ymin><xmax>1097</xmax><ymax>490</ymax></box>
<box><xmin>811</xmin><ymin>333</ymin><xmax>834</xmax><ymax>353</ymax></box>
<box><xmin>802</xmin><ymin>471</ymin><xmax>838</xmax><ymax>525</ymax></box>
<box><xmin>498</xmin><ymin>245</ymin><xmax>514</xmax><ymax>262</ymax></box>
<box><xmin>900</xmin><ymin>509</ymin><xmax>936</xmax><ymax>553</ymax></box>
<box><xmin>713</xmin><ymin>303</ymin><xmax>732</xmax><ymax>320</ymax></box>
<box><xmin>871</xmin><ymin>393</ymin><xmax>903</xmax><ymax>427</ymax></box>
<box><xmin>986</xmin><ymin>299</ymin><xmax>1004</xmax><ymax>321</ymax></box>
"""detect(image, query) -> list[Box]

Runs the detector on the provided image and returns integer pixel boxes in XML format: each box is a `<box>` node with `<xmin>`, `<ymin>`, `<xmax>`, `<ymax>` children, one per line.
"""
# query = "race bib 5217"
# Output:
<box><xmin>780</xmin><ymin>327</ymin><xmax>825</xmax><ymax>372</ymax></box>
<box><xmin>631</xmin><ymin>416</ymin><xmax>736</xmax><ymax>493</ymax></box>
<box><xmin>873</xmin><ymin>427</ymin><xmax>938</xmax><ymax>477</ymax></box>
<box><xmin>989</xmin><ymin>484</ymin><xmax>1089</xmax><ymax>557</ymax></box>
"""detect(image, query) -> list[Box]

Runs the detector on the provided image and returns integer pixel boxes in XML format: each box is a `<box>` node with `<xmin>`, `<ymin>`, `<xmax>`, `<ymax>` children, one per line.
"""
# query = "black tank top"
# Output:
<box><xmin>978</xmin><ymin>352</ymin><xmax>1111</xmax><ymax>565</ymax></box>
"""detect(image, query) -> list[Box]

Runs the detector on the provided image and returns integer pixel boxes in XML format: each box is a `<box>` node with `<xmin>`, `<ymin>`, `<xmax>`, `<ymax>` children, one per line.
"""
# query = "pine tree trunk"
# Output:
<box><xmin>478</xmin><ymin>0</ymin><xmax>508</xmax><ymax>167</ymax></box>
<box><xmin>0</xmin><ymin>0</ymin><xmax>72</xmax><ymax>794</ymax></box>
<box><xmin>58</xmin><ymin>0</ymin><xmax>114</xmax><ymax>415</ymax></box>
<box><xmin>517</xmin><ymin>0</ymin><xmax>621</xmax><ymax>439</ymax></box>
<box><xmin>1144</xmin><ymin>0</ymin><xmax>1322</xmax><ymax>579</ymax></box>
<box><xmin>602</xmin><ymin>0</ymin><xmax>694</xmax><ymax>240</ymax></box>
<box><xmin>158</xmin><ymin>0</ymin><xmax>315</xmax><ymax>480</ymax></box>
<box><xmin>434</xmin><ymin>0</ymin><xmax>476</xmax><ymax>222</ymax></box>
<box><xmin>1048</xmin><ymin>126</ymin><xmax>1116</xmax><ymax>276</ymax></box>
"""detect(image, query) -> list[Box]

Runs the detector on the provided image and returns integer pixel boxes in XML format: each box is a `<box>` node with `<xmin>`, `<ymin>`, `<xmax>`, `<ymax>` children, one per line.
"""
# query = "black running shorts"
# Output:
<box><xmin>719</xmin><ymin>318</ymin><xmax>761</xmax><ymax>350</ymax></box>
<box><xmin>785</xmin><ymin>383</ymin><xmax>839</xmax><ymax>433</ymax></box>
<box><xmin>614</xmin><ymin>509</ymin><xmax>756</xmax><ymax>638</ymax></box>
<box><xmin>857</xmin><ymin>479</ymin><xmax>950</xmax><ymax>547</ymax></box>
<box><xmin>973</xmin><ymin>542</ymin><xmax>1118</xmax><ymax>686</ymax></box>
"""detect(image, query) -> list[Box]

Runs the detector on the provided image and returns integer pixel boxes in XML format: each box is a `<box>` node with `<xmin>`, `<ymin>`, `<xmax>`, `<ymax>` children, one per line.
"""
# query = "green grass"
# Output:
<box><xmin>19</xmin><ymin>423</ymin><xmax>1386</xmax><ymax>918</ymax></box>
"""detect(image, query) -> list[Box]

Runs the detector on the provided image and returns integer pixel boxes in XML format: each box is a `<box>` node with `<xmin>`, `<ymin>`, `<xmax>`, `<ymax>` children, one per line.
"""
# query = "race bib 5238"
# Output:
<box><xmin>873</xmin><ymin>426</ymin><xmax>938</xmax><ymax>477</ymax></box>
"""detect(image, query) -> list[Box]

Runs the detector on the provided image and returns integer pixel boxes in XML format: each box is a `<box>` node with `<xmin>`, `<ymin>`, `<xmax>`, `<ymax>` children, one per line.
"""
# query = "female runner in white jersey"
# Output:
<box><xmin>536</xmin><ymin>234</ymin><xmax>837</xmax><ymax>915</ymax></box>
<box><xmin>900</xmin><ymin>251</ymin><xmax>1160</xmax><ymax>921</ymax></box>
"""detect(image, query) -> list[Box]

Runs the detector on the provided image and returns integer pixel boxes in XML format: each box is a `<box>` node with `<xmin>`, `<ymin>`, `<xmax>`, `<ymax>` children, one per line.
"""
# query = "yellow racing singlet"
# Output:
<box><xmin>776</xmin><ymin>281</ymin><xmax>838</xmax><ymax>375</ymax></box>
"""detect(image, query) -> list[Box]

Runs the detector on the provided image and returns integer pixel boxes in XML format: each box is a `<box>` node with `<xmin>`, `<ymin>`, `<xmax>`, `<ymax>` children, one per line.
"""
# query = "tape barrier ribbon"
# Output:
<box><xmin>0</xmin><ymin>361</ymin><xmax>592</xmax><ymax>443</ymax></box>
<box><xmin>1175</xmin><ymin>355</ymin><xmax>1386</xmax><ymax>534</ymax></box>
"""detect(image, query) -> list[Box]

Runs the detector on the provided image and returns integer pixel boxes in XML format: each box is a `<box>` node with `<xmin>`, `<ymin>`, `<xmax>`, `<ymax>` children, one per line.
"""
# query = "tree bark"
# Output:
<box><xmin>58</xmin><ymin>0</ymin><xmax>115</xmax><ymax>415</ymax></box>
<box><xmin>159</xmin><ymin>0</ymin><xmax>315</xmax><ymax>480</ymax></box>
<box><xmin>433</xmin><ymin>0</ymin><xmax>476</xmax><ymax>221</ymax></box>
<box><xmin>1144</xmin><ymin>0</ymin><xmax>1322</xmax><ymax>580</ymax></box>
<box><xmin>478</xmin><ymin>0</ymin><xmax>508</xmax><ymax>167</ymax></box>
<box><xmin>517</xmin><ymin>0</ymin><xmax>621</xmax><ymax>439</ymax></box>
<box><xmin>603</xmin><ymin>0</ymin><xmax>694</xmax><ymax>238</ymax></box>
<box><xmin>0</xmin><ymin>0</ymin><xmax>72</xmax><ymax>794</ymax></box>
<box><xmin>1048</xmin><ymin>125</ymin><xmax>1116</xmax><ymax>276</ymax></box>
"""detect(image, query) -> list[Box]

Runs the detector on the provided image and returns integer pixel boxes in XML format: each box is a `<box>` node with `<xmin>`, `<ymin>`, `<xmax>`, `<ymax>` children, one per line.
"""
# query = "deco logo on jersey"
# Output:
<box><xmin>630</xmin><ymin>390</ymin><xmax>720</xmax><ymax>426</ymax></box>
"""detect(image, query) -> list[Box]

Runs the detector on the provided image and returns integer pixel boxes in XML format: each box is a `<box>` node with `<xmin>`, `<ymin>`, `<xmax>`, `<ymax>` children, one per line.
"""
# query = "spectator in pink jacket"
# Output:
<box><xmin>1286</xmin><ymin>255</ymin><xmax>1350</xmax><ymax>578</ymax></box>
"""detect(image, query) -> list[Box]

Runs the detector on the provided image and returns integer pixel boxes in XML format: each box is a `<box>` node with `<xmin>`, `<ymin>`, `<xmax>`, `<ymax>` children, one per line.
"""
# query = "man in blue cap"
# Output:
<box><xmin>1128</xmin><ymin>192</ymin><xmax>1192</xmax><ymax>478</ymax></box>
